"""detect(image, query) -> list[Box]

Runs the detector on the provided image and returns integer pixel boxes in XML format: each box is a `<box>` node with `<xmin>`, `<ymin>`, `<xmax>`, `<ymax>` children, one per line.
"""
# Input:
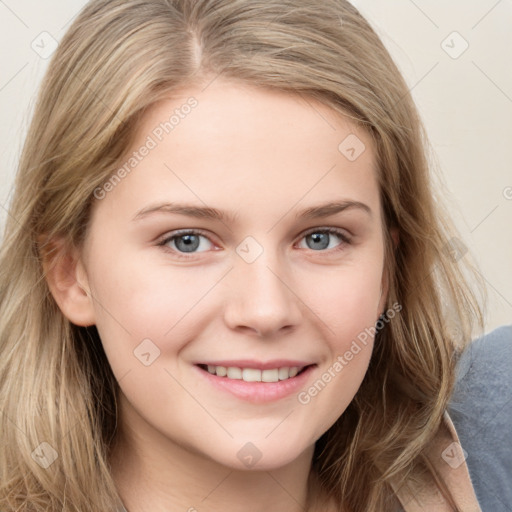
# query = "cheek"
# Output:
<box><xmin>86</xmin><ymin>249</ymin><xmax>211</xmax><ymax>370</ymax></box>
<box><xmin>293</xmin><ymin>255</ymin><xmax>383</xmax><ymax>433</ymax></box>
<box><xmin>298</xmin><ymin>290</ymin><xmax>379</xmax><ymax>439</ymax></box>
<box><xmin>86</xmin><ymin>244</ymin><xmax>253</xmax><ymax>389</ymax></box>
<box><xmin>302</xmin><ymin>256</ymin><xmax>384</xmax><ymax>342</ymax></box>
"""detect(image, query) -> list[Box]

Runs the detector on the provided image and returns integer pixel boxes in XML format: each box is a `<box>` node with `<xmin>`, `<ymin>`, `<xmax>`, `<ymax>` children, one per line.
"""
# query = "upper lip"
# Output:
<box><xmin>195</xmin><ymin>359</ymin><xmax>316</xmax><ymax>370</ymax></box>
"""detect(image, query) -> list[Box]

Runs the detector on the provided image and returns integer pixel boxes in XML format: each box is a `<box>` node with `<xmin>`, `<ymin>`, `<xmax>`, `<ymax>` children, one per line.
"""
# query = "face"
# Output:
<box><xmin>77</xmin><ymin>79</ymin><xmax>388</xmax><ymax>470</ymax></box>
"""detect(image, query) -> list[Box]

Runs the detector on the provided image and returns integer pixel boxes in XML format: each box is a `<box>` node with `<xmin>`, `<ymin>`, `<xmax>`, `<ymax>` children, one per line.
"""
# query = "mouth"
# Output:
<box><xmin>194</xmin><ymin>363</ymin><xmax>317</xmax><ymax>403</ymax></box>
<box><xmin>196</xmin><ymin>363</ymin><xmax>314</xmax><ymax>382</ymax></box>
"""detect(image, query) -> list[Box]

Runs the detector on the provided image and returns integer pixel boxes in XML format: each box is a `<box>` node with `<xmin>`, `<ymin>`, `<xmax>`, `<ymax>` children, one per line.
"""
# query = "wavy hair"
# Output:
<box><xmin>0</xmin><ymin>0</ymin><xmax>485</xmax><ymax>510</ymax></box>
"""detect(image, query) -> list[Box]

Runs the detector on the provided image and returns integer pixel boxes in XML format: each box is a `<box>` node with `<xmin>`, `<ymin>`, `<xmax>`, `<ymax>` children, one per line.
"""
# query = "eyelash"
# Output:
<box><xmin>156</xmin><ymin>227</ymin><xmax>352</xmax><ymax>259</ymax></box>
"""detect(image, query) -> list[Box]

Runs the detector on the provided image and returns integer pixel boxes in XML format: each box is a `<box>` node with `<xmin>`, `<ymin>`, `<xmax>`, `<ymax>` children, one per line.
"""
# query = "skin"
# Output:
<box><xmin>49</xmin><ymin>79</ymin><xmax>393</xmax><ymax>512</ymax></box>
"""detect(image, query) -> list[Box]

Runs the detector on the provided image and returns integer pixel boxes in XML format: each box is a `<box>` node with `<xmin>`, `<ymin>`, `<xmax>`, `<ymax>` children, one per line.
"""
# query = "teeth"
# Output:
<box><xmin>278</xmin><ymin>367</ymin><xmax>289</xmax><ymax>380</ymax></box>
<box><xmin>262</xmin><ymin>368</ymin><xmax>279</xmax><ymax>382</ymax></box>
<box><xmin>205</xmin><ymin>365</ymin><xmax>304</xmax><ymax>382</ymax></box>
<box><xmin>242</xmin><ymin>368</ymin><xmax>261</xmax><ymax>382</ymax></box>
<box><xmin>227</xmin><ymin>367</ymin><xmax>242</xmax><ymax>379</ymax></box>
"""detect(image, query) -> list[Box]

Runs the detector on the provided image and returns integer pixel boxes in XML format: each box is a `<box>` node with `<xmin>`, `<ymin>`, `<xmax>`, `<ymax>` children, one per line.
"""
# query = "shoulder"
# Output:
<box><xmin>449</xmin><ymin>324</ymin><xmax>512</xmax><ymax>511</ymax></box>
<box><xmin>454</xmin><ymin>324</ymin><xmax>512</xmax><ymax>381</ymax></box>
<box><xmin>451</xmin><ymin>324</ymin><xmax>512</xmax><ymax>409</ymax></box>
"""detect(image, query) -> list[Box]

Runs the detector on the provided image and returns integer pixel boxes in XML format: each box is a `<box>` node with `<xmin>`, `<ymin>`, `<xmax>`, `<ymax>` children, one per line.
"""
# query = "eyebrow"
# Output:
<box><xmin>132</xmin><ymin>200</ymin><xmax>372</xmax><ymax>223</ymax></box>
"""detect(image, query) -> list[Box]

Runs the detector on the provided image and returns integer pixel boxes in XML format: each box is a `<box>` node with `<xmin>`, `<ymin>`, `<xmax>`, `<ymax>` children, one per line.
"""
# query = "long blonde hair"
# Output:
<box><xmin>0</xmin><ymin>1</ymin><xmax>485</xmax><ymax>510</ymax></box>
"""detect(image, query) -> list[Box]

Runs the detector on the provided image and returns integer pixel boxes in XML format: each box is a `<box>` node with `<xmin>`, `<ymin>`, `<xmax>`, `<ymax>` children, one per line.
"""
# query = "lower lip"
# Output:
<box><xmin>194</xmin><ymin>364</ymin><xmax>317</xmax><ymax>404</ymax></box>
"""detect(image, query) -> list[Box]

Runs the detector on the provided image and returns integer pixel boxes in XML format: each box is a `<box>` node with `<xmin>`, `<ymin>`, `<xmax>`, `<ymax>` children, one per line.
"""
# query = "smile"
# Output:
<box><xmin>198</xmin><ymin>364</ymin><xmax>309</xmax><ymax>382</ymax></box>
<box><xmin>194</xmin><ymin>363</ymin><xmax>317</xmax><ymax>403</ymax></box>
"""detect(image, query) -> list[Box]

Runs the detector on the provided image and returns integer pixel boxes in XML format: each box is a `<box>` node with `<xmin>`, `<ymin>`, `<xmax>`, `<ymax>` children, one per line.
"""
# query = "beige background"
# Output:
<box><xmin>0</xmin><ymin>1</ymin><xmax>510</xmax><ymax>333</ymax></box>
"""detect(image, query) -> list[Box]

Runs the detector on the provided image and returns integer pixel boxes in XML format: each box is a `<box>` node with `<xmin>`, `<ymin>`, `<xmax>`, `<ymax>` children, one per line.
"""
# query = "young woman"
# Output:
<box><xmin>1</xmin><ymin>0</ymin><xmax>505</xmax><ymax>510</ymax></box>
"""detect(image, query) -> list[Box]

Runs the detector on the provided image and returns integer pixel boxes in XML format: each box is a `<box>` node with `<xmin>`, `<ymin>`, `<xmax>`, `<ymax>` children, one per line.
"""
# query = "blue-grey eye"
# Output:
<box><xmin>161</xmin><ymin>231</ymin><xmax>213</xmax><ymax>253</ymax></box>
<box><xmin>298</xmin><ymin>229</ymin><xmax>348</xmax><ymax>251</ymax></box>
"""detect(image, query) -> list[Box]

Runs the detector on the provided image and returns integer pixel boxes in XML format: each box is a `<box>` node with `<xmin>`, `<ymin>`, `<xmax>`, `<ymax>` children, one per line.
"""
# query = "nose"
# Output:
<box><xmin>223</xmin><ymin>249</ymin><xmax>303</xmax><ymax>338</ymax></box>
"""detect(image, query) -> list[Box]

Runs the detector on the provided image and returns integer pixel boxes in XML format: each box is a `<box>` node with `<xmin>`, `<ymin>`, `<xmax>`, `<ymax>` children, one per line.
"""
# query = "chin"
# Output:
<box><xmin>205</xmin><ymin>440</ymin><xmax>312</xmax><ymax>472</ymax></box>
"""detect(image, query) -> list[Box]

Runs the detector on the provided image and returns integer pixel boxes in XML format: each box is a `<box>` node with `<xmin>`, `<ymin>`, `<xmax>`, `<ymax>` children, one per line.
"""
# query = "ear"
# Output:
<box><xmin>40</xmin><ymin>237</ymin><xmax>96</xmax><ymax>327</ymax></box>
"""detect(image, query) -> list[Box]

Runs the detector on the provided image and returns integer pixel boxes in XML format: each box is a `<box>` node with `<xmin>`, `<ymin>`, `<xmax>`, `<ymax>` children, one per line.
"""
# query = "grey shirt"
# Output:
<box><xmin>449</xmin><ymin>324</ymin><xmax>512</xmax><ymax>511</ymax></box>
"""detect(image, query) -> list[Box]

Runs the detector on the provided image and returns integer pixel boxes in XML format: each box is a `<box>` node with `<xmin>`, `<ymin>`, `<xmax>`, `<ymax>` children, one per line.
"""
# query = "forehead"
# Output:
<box><xmin>93</xmin><ymin>79</ymin><xmax>380</xmax><ymax>226</ymax></box>
<box><xmin>137</xmin><ymin>79</ymin><xmax>374</xmax><ymax>160</ymax></box>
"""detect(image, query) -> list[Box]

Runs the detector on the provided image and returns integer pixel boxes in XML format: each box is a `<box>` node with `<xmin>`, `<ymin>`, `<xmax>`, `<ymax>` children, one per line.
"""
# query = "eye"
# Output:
<box><xmin>296</xmin><ymin>227</ymin><xmax>351</xmax><ymax>252</ymax></box>
<box><xmin>157</xmin><ymin>229</ymin><xmax>215</xmax><ymax>257</ymax></box>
